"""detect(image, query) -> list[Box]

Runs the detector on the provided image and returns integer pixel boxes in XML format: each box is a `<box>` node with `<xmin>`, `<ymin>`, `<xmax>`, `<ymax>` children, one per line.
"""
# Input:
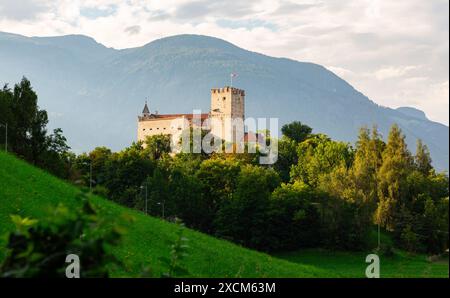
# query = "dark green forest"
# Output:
<box><xmin>1</xmin><ymin>78</ymin><xmax>448</xmax><ymax>255</ymax></box>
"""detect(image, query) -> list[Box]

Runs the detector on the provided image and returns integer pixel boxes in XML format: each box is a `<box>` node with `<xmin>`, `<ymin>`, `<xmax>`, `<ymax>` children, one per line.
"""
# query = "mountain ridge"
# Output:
<box><xmin>0</xmin><ymin>31</ymin><xmax>448</xmax><ymax>171</ymax></box>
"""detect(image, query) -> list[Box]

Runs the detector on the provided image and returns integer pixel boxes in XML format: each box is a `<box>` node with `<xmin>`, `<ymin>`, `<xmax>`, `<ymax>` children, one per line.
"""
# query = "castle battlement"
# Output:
<box><xmin>211</xmin><ymin>86</ymin><xmax>245</xmax><ymax>96</ymax></box>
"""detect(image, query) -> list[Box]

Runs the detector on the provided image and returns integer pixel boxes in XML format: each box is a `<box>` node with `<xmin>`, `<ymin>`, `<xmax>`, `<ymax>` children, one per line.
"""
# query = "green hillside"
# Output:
<box><xmin>0</xmin><ymin>151</ymin><xmax>332</xmax><ymax>277</ymax></box>
<box><xmin>0</xmin><ymin>151</ymin><xmax>447</xmax><ymax>277</ymax></box>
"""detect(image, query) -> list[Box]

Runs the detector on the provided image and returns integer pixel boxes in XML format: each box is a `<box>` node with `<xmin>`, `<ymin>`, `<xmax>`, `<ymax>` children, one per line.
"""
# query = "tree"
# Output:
<box><xmin>267</xmin><ymin>182</ymin><xmax>321</xmax><ymax>250</ymax></box>
<box><xmin>214</xmin><ymin>165</ymin><xmax>280</xmax><ymax>250</ymax></box>
<box><xmin>273</xmin><ymin>136</ymin><xmax>298</xmax><ymax>182</ymax></box>
<box><xmin>0</xmin><ymin>84</ymin><xmax>13</xmax><ymax>151</ymax></box>
<box><xmin>10</xmin><ymin>77</ymin><xmax>40</xmax><ymax>159</ymax></box>
<box><xmin>376</xmin><ymin>124</ymin><xmax>413</xmax><ymax>231</ymax></box>
<box><xmin>318</xmin><ymin>164</ymin><xmax>372</xmax><ymax>250</ymax></box>
<box><xmin>144</xmin><ymin>134</ymin><xmax>171</xmax><ymax>160</ymax></box>
<box><xmin>168</xmin><ymin>170</ymin><xmax>208</xmax><ymax>230</ymax></box>
<box><xmin>196</xmin><ymin>158</ymin><xmax>242</xmax><ymax>232</ymax></box>
<box><xmin>103</xmin><ymin>144</ymin><xmax>155</xmax><ymax>207</ymax></box>
<box><xmin>414</xmin><ymin>139</ymin><xmax>432</xmax><ymax>176</ymax></box>
<box><xmin>291</xmin><ymin>134</ymin><xmax>354</xmax><ymax>187</ymax></box>
<box><xmin>0</xmin><ymin>77</ymin><xmax>71</xmax><ymax>178</ymax></box>
<box><xmin>351</xmin><ymin>126</ymin><xmax>384</xmax><ymax>209</ymax></box>
<box><xmin>41</xmin><ymin>128</ymin><xmax>72</xmax><ymax>178</ymax></box>
<box><xmin>281</xmin><ymin>121</ymin><xmax>312</xmax><ymax>143</ymax></box>
<box><xmin>144</xmin><ymin>166</ymin><xmax>170</xmax><ymax>216</ymax></box>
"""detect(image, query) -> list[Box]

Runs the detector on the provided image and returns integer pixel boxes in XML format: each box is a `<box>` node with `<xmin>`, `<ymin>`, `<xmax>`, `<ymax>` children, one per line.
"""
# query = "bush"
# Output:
<box><xmin>0</xmin><ymin>194</ymin><xmax>124</xmax><ymax>277</ymax></box>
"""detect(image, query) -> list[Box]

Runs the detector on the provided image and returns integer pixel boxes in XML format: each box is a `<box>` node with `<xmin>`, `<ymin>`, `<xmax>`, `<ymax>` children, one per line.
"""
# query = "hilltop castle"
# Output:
<box><xmin>138</xmin><ymin>86</ymin><xmax>246</xmax><ymax>144</ymax></box>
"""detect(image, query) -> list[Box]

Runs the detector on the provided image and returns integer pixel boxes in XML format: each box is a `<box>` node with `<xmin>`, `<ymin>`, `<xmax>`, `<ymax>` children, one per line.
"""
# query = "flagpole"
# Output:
<box><xmin>230</xmin><ymin>74</ymin><xmax>233</xmax><ymax>88</ymax></box>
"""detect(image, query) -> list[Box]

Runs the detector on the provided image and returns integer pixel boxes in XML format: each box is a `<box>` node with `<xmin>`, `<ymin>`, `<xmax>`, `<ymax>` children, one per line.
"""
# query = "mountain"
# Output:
<box><xmin>0</xmin><ymin>32</ymin><xmax>448</xmax><ymax>171</ymax></box>
<box><xmin>396</xmin><ymin>107</ymin><xmax>428</xmax><ymax>120</ymax></box>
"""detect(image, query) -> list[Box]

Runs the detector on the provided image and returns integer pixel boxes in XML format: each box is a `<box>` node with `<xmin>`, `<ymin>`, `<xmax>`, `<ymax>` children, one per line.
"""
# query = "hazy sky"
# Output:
<box><xmin>0</xmin><ymin>0</ymin><xmax>448</xmax><ymax>125</ymax></box>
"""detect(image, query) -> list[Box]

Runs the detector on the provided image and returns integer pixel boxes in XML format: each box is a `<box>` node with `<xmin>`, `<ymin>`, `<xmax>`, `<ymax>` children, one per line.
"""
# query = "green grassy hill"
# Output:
<box><xmin>0</xmin><ymin>151</ymin><xmax>332</xmax><ymax>277</ymax></box>
<box><xmin>0</xmin><ymin>151</ymin><xmax>448</xmax><ymax>277</ymax></box>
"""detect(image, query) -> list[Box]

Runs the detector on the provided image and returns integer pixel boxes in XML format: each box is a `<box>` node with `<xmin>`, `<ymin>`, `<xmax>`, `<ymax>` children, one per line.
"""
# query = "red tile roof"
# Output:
<box><xmin>140</xmin><ymin>113</ymin><xmax>209</xmax><ymax>121</ymax></box>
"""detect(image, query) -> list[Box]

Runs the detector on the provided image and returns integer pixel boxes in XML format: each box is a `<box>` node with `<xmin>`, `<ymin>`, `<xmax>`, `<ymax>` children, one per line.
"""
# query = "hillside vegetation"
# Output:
<box><xmin>0</xmin><ymin>151</ymin><xmax>331</xmax><ymax>277</ymax></box>
<box><xmin>0</xmin><ymin>151</ymin><xmax>447</xmax><ymax>277</ymax></box>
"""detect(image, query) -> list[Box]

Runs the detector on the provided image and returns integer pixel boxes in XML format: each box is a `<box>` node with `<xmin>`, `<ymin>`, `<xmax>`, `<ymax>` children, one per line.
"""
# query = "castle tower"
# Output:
<box><xmin>142</xmin><ymin>101</ymin><xmax>150</xmax><ymax>116</ymax></box>
<box><xmin>210</xmin><ymin>86</ymin><xmax>245</xmax><ymax>142</ymax></box>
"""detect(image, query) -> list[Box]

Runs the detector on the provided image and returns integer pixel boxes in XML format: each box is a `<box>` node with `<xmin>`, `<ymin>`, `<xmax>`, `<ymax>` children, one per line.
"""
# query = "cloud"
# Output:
<box><xmin>216</xmin><ymin>19</ymin><xmax>278</xmax><ymax>31</ymax></box>
<box><xmin>80</xmin><ymin>5</ymin><xmax>117</xmax><ymax>20</ymax></box>
<box><xmin>375</xmin><ymin>66</ymin><xmax>419</xmax><ymax>80</ymax></box>
<box><xmin>148</xmin><ymin>10</ymin><xmax>171</xmax><ymax>21</ymax></box>
<box><xmin>272</xmin><ymin>1</ymin><xmax>322</xmax><ymax>15</ymax></box>
<box><xmin>0</xmin><ymin>0</ymin><xmax>448</xmax><ymax>125</ymax></box>
<box><xmin>0</xmin><ymin>0</ymin><xmax>49</xmax><ymax>21</ymax></box>
<box><xmin>174</xmin><ymin>1</ymin><xmax>211</xmax><ymax>20</ymax></box>
<box><xmin>174</xmin><ymin>0</ymin><xmax>257</xmax><ymax>21</ymax></box>
<box><xmin>124</xmin><ymin>25</ymin><xmax>141</xmax><ymax>35</ymax></box>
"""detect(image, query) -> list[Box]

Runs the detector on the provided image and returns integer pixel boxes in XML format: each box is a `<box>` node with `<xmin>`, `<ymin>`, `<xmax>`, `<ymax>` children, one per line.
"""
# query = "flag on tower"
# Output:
<box><xmin>230</xmin><ymin>72</ymin><xmax>238</xmax><ymax>87</ymax></box>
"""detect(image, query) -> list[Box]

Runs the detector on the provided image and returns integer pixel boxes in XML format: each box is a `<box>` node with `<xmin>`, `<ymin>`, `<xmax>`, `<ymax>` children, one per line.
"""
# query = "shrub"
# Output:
<box><xmin>0</xmin><ymin>194</ymin><xmax>124</xmax><ymax>277</ymax></box>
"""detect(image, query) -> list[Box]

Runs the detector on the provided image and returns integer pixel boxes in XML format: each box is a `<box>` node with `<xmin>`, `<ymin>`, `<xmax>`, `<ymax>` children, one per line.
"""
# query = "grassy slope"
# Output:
<box><xmin>0</xmin><ymin>151</ymin><xmax>447</xmax><ymax>277</ymax></box>
<box><xmin>0</xmin><ymin>151</ymin><xmax>331</xmax><ymax>277</ymax></box>
<box><xmin>276</xmin><ymin>250</ymin><xmax>448</xmax><ymax>278</ymax></box>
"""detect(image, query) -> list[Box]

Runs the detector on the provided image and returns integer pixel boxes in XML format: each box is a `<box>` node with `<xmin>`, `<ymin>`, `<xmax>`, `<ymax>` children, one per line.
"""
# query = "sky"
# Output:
<box><xmin>0</xmin><ymin>0</ymin><xmax>448</xmax><ymax>125</ymax></box>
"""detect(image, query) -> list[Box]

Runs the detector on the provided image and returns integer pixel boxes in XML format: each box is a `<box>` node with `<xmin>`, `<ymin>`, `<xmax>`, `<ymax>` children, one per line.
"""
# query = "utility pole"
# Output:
<box><xmin>378</xmin><ymin>222</ymin><xmax>381</xmax><ymax>250</ymax></box>
<box><xmin>145</xmin><ymin>183</ymin><xmax>148</xmax><ymax>215</ymax></box>
<box><xmin>157</xmin><ymin>200</ymin><xmax>165</xmax><ymax>219</ymax></box>
<box><xmin>89</xmin><ymin>161</ymin><xmax>92</xmax><ymax>192</ymax></box>
<box><xmin>141</xmin><ymin>183</ymin><xmax>148</xmax><ymax>215</ymax></box>
<box><xmin>0</xmin><ymin>123</ymin><xmax>7</xmax><ymax>152</ymax></box>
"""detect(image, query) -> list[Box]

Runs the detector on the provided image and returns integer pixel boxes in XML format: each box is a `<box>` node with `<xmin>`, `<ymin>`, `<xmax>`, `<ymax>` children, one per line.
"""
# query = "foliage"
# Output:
<box><xmin>0</xmin><ymin>78</ymin><xmax>71</xmax><ymax>178</ymax></box>
<box><xmin>2</xmin><ymin>78</ymin><xmax>448</xmax><ymax>257</ymax></box>
<box><xmin>214</xmin><ymin>165</ymin><xmax>281</xmax><ymax>250</ymax></box>
<box><xmin>281</xmin><ymin>121</ymin><xmax>312</xmax><ymax>143</ymax></box>
<box><xmin>144</xmin><ymin>134</ymin><xmax>172</xmax><ymax>160</ymax></box>
<box><xmin>273</xmin><ymin>136</ymin><xmax>298</xmax><ymax>182</ymax></box>
<box><xmin>0</xmin><ymin>147</ymin><xmax>448</xmax><ymax>277</ymax></box>
<box><xmin>160</xmin><ymin>219</ymin><xmax>190</xmax><ymax>277</ymax></box>
<box><xmin>0</xmin><ymin>194</ymin><xmax>123</xmax><ymax>277</ymax></box>
<box><xmin>291</xmin><ymin>134</ymin><xmax>354</xmax><ymax>187</ymax></box>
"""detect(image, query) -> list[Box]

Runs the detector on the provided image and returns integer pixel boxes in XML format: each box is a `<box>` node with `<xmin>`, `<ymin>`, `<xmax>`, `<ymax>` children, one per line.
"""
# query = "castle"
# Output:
<box><xmin>137</xmin><ymin>86</ymin><xmax>246</xmax><ymax>145</ymax></box>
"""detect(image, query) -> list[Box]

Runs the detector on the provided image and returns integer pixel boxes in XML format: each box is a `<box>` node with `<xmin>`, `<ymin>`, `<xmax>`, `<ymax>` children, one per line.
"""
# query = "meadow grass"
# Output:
<box><xmin>0</xmin><ymin>151</ymin><xmax>447</xmax><ymax>277</ymax></box>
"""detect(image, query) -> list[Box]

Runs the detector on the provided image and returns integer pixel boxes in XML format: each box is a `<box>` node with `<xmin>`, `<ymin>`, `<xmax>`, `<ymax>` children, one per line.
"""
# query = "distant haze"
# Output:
<box><xmin>0</xmin><ymin>0</ymin><xmax>448</xmax><ymax>126</ymax></box>
<box><xmin>0</xmin><ymin>32</ymin><xmax>448</xmax><ymax>171</ymax></box>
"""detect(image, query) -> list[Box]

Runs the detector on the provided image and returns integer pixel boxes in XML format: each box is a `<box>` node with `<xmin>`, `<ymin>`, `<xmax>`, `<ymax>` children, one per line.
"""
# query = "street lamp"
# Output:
<box><xmin>140</xmin><ymin>183</ymin><xmax>148</xmax><ymax>215</ymax></box>
<box><xmin>0</xmin><ymin>123</ymin><xmax>7</xmax><ymax>152</ymax></box>
<box><xmin>89</xmin><ymin>160</ymin><xmax>92</xmax><ymax>192</ymax></box>
<box><xmin>157</xmin><ymin>200</ymin><xmax>165</xmax><ymax>219</ymax></box>
<box><xmin>378</xmin><ymin>222</ymin><xmax>381</xmax><ymax>250</ymax></box>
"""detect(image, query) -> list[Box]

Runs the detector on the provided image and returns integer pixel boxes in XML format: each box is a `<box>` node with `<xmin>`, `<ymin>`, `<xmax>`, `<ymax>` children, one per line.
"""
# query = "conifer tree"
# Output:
<box><xmin>414</xmin><ymin>139</ymin><xmax>432</xmax><ymax>176</ymax></box>
<box><xmin>376</xmin><ymin>124</ymin><xmax>413</xmax><ymax>230</ymax></box>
